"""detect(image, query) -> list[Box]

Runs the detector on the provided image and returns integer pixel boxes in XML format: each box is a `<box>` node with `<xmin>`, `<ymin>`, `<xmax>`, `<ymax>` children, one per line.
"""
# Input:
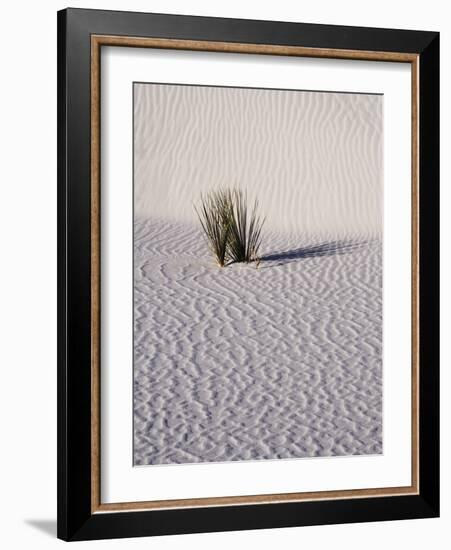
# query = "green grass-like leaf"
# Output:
<box><xmin>228</xmin><ymin>189</ymin><xmax>265</xmax><ymax>264</ymax></box>
<box><xmin>194</xmin><ymin>188</ymin><xmax>231</xmax><ymax>267</ymax></box>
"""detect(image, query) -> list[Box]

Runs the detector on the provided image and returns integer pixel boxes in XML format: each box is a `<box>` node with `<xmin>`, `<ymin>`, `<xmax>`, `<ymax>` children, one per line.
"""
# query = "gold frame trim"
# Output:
<box><xmin>90</xmin><ymin>35</ymin><xmax>420</xmax><ymax>514</ymax></box>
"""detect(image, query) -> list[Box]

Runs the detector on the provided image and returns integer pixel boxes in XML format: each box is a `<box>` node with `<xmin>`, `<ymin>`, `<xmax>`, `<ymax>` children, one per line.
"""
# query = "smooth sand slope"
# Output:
<box><xmin>134</xmin><ymin>219</ymin><xmax>382</xmax><ymax>465</ymax></box>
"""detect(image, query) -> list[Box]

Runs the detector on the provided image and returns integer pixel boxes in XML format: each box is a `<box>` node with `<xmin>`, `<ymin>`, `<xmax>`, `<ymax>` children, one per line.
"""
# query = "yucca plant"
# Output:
<box><xmin>228</xmin><ymin>189</ymin><xmax>265</xmax><ymax>264</ymax></box>
<box><xmin>194</xmin><ymin>187</ymin><xmax>265</xmax><ymax>266</ymax></box>
<box><xmin>194</xmin><ymin>188</ymin><xmax>231</xmax><ymax>267</ymax></box>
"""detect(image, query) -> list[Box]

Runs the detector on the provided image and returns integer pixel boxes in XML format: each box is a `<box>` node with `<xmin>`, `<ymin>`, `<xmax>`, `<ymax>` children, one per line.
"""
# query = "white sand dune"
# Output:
<box><xmin>134</xmin><ymin>83</ymin><xmax>382</xmax><ymax>237</ymax></box>
<box><xmin>133</xmin><ymin>82</ymin><xmax>383</xmax><ymax>466</ymax></box>
<box><xmin>134</xmin><ymin>219</ymin><xmax>382</xmax><ymax>465</ymax></box>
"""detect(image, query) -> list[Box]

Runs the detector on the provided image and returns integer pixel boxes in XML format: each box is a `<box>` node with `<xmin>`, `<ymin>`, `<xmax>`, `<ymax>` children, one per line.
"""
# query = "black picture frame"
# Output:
<box><xmin>57</xmin><ymin>7</ymin><xmax>439</xmax><ymax>541</ymax></box>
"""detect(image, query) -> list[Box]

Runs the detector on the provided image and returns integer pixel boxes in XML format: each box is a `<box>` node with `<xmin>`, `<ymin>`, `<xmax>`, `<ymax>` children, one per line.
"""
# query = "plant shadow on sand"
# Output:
<box><xmin>260</xmin><ymin>240</ymin><xmax>368</xmax><ymax>267</ymax></box>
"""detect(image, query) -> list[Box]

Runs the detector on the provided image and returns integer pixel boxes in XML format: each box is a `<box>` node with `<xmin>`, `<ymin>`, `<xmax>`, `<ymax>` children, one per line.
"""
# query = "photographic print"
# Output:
<box><xmin>133</xmin><ymin>82</ymin><xmax>383</xmax><ymax>466</ymax></box>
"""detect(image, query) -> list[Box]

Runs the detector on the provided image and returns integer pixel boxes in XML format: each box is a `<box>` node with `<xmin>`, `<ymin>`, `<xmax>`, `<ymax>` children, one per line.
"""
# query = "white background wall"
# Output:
<box><xmin>0</xmin><ymin>1</ymin><xmax>448</xmax><ymax>548</ymax></box>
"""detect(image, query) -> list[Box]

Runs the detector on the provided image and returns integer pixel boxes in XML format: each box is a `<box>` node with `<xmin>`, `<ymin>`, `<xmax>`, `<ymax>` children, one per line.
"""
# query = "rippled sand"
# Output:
<box><xmin>134</xmin><ymin>84</ymin><xmax>382</xmax><ymax>237</ymax></box>
<box><xmin>133</xmin><ymin>219</ymin><xmax>382</xmax><ymax>465</ymax></box>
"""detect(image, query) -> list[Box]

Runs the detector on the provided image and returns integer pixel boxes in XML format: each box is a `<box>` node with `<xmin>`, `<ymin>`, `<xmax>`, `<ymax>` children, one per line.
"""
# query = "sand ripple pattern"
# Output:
<box><xmin>134</xmin><ymin>84</ymin><xmax>382</xmax><ymax>237</ymax></box>
<box><xmin>134</xmin><ymin>219</ymin><xmax>382</xmax><ymax>465</ymax></box>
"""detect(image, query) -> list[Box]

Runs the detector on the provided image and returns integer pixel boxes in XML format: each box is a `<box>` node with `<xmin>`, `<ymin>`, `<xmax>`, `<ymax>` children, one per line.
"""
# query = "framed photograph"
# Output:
<box><xmin>57</xmin><ymin>8</ymin><xmax>439</xmax><ymax>541</ymax></box>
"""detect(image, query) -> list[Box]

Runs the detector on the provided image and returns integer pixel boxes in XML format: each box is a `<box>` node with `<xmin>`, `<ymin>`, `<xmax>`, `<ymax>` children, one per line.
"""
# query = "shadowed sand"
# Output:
<box><xmin>133</xmin><ymin>218</ymin><xmax>382</xmax><ymax>466</ymax></box>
